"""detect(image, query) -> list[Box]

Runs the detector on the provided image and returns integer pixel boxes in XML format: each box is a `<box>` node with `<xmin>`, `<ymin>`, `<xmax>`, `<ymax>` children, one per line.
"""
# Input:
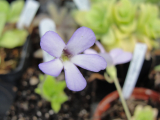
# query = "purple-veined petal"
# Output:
<box><xmin>71</xmin><ymin>54</ymin><xmax>107</xmax><ymax>72</ymax></box>
<box><xmin>95</xmin><ymin>41</ymin><xmax>106</xmax><ymax>53</ymax></box>
<box><xmin>40</xmin><ymin>31</ymin><xmax>66</xmax><ymax>58</ymax></box>
<box><xmin>39</xmin><ymin>58</ymin><xmax>63</xmax><ymax>77</ymax></box>
<box><xmin>99</xmin><ymin>53</ymin><xmax>114</xmax><ymax>67</ymax></box>
<box><xmin>109</xmin><ymin>48</ymin><xmax>123</xmax><ymax>60</ymax></box>
<box><xmin>66</xmin><ymin>27</ymin><xmax>96</xmax><ymax>56</ymax></box>
<box><xmin>113</xmin><ymin>52</ymin><xmax>132</xmax><ymax>65</ymax></box>
<box><xmin>84</xmin><ymin>48</ymin><xmax>98</xmax><ymax>54</ymax></box>
<box><xmin>63</xmin><ymin>61</ymin><xmax>87</xmax><ymax>91</ymax></box>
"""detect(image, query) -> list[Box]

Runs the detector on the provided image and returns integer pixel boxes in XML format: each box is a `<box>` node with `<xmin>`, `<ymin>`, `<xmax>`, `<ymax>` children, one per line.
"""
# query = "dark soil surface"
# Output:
<box><xmin>0</xmin><ymin>47</ymin><xmax>22</xmax><ymax>74</ymax></box>
<box><xmin>5</xmin><ymin>66</ymin><xmax>95</xmax><ymax>120</ymax></box>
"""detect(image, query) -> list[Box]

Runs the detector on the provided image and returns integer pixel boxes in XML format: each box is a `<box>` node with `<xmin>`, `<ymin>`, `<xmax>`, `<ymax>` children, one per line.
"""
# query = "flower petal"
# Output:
<box><xmin>63</xmin><ymin>61</ymin><xmax>87</xmax><ymax>91</ymax></box>
<box><xmin>66</xmin><ymin>27</ymin><xmax>96</xmax><ymax>55</ymax></box>
<box><xmin>109</xmin><ymin>48</ymin><xmax>132</xmax><ymax>65</ymax></box>
<box><xmin>99</xmin><ymin>53</ymin><xmax>114</xmax><ymax>66</ymax></box>
<box><xmin>95</xmin><ymin>41</ymin><xmax>106</xmax><ymax>53</ymax></box>
<box><xmin>71</xmin><ymin>54</ymin><xmax>107</xmax><ymax>72</ymax></box>
<box><xmin>113</xmin><ymin>52</ymin><xmax>132</xmax><ymax>65</ymax></box>
<box><xmin>39</xmin><ymin>59</ymin><xmax>63</xmax><ymax>77</ymax></box>
<box><xmin>109</xmin><ymin>48</ymin><xmax>123</xmax><ymax>59</ymax></box>
<box><xmin>40</xmin><ymin>31</ymin><xmax>66</xmax><ymax>58</ymax></box>
<box><xmin>83</xmin><ymin>48</ymin><xmax>98</xmax><ymax>54</ymax></box>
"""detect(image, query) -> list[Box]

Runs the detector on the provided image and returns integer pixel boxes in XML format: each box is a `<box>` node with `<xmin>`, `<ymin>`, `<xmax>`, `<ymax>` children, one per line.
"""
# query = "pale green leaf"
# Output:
<box><xmin>132</xmin><ymin>105</ymin><xmax>157</xmax><ymax>120</ymax></box>
<box><xmin>51</xmin><ymin>101</ymin><xmax>61</xmax><ymax>113</ymax></box>
<box><xmin>0</xmin><ymin>0</ymin><xmax>9</xmax><ymax>16</ymax></box>
<box><xmin>51</xmin><ymin>92</ymin><xmax>68</xmax><ymax>104</ymax></box>
<box><xmin>7</xmin><ymin>0</ymin><xmax>24</xmax><ymax>23</ymax></box>
<box><xmin>0</xmin><ymin>13</ymin><xmax>6</xmax><ymax>37</ymax></box>
<box><xmin>39</xmin><ymin>74</ymin><xmax>44</xmax><ymax>82</ymax></box>
<box><xmin>34</xmin><ymin>87</ymin><xmax>41</xmax><ymax>94</ymax></box>
<box><xmin>34</xmin><ymin>75</ymin><xmax>68</xmax><ymax>113</ymax></box>
<box><xmin>154</xmin><ymin>65</ymin><xmax>160</xmax><ymax>72</ymax></box>
<box><xmin>0</xmin><ymin>29</ymin><xmax>28</xmax><ymax>48</ymax></box>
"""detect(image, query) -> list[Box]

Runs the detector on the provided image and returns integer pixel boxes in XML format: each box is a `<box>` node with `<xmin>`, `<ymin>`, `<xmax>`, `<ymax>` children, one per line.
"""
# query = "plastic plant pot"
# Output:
<box><xmin>0</xmin><ymin>36</ymin><xmax>32</xmax><ymax>119</ymax></box>
<box><xmin>0</xmin><ymin>80</ymin><xmax>16</xmax><ymax>119</ymax></box>
<box><xmin>0</xmin><ymin>35</ymin><xmax>32</xmax><ymax>85</ymax></box>
<box><xmin>93</xmin><ymin>87</ymin><xmax>160</xmax><ymax>120</ymax></box>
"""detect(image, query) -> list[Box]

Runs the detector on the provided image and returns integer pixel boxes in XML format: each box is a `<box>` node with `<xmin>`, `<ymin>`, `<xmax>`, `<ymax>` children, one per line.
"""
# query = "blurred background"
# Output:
<box><xmin>0</xmin><ymin>0</ymin><xmax>160</xmax><ymax>120</ymax></box>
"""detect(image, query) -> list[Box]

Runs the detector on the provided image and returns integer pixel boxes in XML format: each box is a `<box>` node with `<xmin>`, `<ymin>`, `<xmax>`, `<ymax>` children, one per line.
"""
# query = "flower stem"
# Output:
<box><xmin>113</xmin><ymin>77</ymin><xmax>131</xmax><ymax>120</ymax></box>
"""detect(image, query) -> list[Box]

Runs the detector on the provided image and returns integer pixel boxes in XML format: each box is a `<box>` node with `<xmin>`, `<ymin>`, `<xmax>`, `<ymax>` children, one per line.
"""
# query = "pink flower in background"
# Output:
<box><xmin>84</xmin><ymin>41</ymin><xmax>132</xmax><ymax>66</ymax></box>
<box><xmin>39</xmin><ymin>27</ymin><xmax>107</xmax><ymax>91</ymax></box>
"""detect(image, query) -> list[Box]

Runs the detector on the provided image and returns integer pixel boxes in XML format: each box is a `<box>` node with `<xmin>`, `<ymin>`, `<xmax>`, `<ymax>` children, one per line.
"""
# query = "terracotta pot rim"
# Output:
<box><xmin>93</xmin><ymin>87</ymin><xmax>160</xmax><ymax>120</ymax></box>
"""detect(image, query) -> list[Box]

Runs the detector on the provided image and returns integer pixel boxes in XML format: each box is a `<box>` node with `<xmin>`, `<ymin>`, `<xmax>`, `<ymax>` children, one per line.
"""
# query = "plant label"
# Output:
<box><xmin>73</xmin><ymin>0</ymin><xmax>90</xmax><ymax>10</ymax></box>
<box><xmin>122</xmin><ymin>43</ymin><xmax>147</xmax><ymax>99</ymax></box>
<box><xmin>39</xmin><ymin>18</ymin><xmax>55</xmax><ymax>62</ymax></box>
<box><xmin>17</xmin><ymin>0</ymin><xmax>40</xmax><ymax>29</ymax></box>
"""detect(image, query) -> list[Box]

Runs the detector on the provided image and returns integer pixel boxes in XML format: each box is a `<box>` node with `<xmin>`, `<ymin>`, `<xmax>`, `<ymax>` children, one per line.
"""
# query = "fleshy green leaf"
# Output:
<box><xmin>113</xmin><ymin>0</ymin><xmax>136</xmax><ymax>24</ymax></box>
<box><xmin>55</xmin><ymin>81</ymin><xmax>66</xmax><ymax>92</ymax></box>
<box><xmin>51</xmin><ymin>101</ymin><xmax>61</xmax><ymax>113</ymax></box>
<box><xmin>42</xmin><ymin>76</ymin><xmax>57</xmax><ymax>100</ymax></box>
<box><xmin>154</xmin><ymin>65</ymin><xmax>160</xmax><ymax>72</ymax></box>
<box><xmin>35</xmin><ymin>75</ymin><xmax>67</xmax><ymax>113</ymax></box>
<box><xmin>132</xmin><ymin>105</ymin><xmax>158</xmax><ymax>120</ymax></box>
<box><xmin>0</xmin><ymin>29</ymin><xmax>28</xmax><ymax>48</ymax></box>
<box><xmin>39</xmin><ymin>74</ymin><xmax>44</xmax><ymax>81</ymax></box>
<box><xmin>7</xmin><ymin>0</ymin><xmax>24</xmax><ymax>23</ymax></box>
<box><xmin>74</xmin><ymin>1</ymin><xmax>113</xmax><ymax>35</ymax></box>
<box><xmin>101</xmin><ymin>29</ymin><xmax>116</xmax><ymax>45</ymax></box>
<box><xmin>52</xmin><ymin>92</ymin><xmax>68</xmax><ymax>104</ymax></box>
<box><xmin>0</xmin><ymin>13</ymin><xmax>6</xmax><ymax>37</ymax></box>
<box><xmin>51</xmin><ymin>93</ymin><xmax>68</xmax><ymax>113</ymax></box>
<box><xmin>35</xmin><ymin>87</ymin><xmax>41</xmax><ymax>94</ymax></box>
<box><xmin>0</xmin><ymin>0</ymin><xmax>9</xmax><ymax>16</ymax></box>
<box><xmin>137</xmin><ymin>3</ymin><xmax>160</xmax><ymax>39</ymax></box>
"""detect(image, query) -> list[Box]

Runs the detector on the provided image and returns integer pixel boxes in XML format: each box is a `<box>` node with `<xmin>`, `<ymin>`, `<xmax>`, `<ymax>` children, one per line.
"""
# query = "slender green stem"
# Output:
<box><xmin>113</xmin><ymin>77</ymin><xmax>131</xmax><ymax>120</ymax></box>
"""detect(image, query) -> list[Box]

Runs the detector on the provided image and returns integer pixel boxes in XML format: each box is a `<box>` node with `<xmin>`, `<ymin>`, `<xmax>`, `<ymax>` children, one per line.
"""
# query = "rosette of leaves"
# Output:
<box><xmin>0</xmin><ymin>0</ymin><xmax>28</xmax><ymax>49</ymax></box>
<box><xmin>131</xmin><ymin>105</ymin><xmax>158</xmax><ymax>120</ymax></box>
<box><xmin>35</xmin><ymin>74</ymin><xmax>68</xmax><ymax>113</ymax></box>
<box><xmin>74</xmin><ymin>0</ymin><xmax>160</xmax><ymax>52</ymax></box>
<box><xmin>100</xmin><ymin>0</ymin><xmax>137</xmax><ymax>52</ymax></box>
<box><xmin>135</xmin><ymin>4</ymin><xmax>160</xmax><ymax>50</ymax></box>
<box><xmin>100</xmin><ymin>0</ymin><xmax>140</xmax><ymax>52</ymax></box>
<box><xmin>74</xmin><ymin>0</ymin><xmax>113</xmax><ymax>40</ymax></box>
<box><xmin>113</xmin><ymin>0</ymin><xmax>137</xmax><ymax>34</ymax></box>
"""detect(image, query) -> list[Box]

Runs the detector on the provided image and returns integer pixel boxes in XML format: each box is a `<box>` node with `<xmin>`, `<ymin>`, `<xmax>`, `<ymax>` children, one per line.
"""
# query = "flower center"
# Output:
<box><xmin>61</xmin><ymin>49</ymin><xmax>72</xmax><ymax>62</ymax></box>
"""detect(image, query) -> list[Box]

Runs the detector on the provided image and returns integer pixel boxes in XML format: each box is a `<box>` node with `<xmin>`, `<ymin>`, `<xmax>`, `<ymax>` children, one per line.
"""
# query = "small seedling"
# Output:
<box><xmin>35</xmin><ymin>74</ymin><xmax>68</xmax><ymax>113</ymax></box>
<box><xmin>131</xmin><ymin>105</ymin><xmax>158</xmax><ymax>120</ymax></box>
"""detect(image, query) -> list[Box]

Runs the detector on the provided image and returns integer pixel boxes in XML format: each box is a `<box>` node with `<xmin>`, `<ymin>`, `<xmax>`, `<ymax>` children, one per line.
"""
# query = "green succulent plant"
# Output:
<box><xmin>154</xmin><ymin>64</ymin><xmax>160</xmax><ymax>72</ymax></box>
<box><xmin>74</xmin><ymin>0</ymin><xmax>113</xmax><ymax>39</ymax></box>
<box><xmin>130</xmin><ymin>0</ymin><xmax>160</xmax><ymax>5</ymax></box>
<box><xmin>0</xmin><ymin>0</ymin><xmax>24</xmax><ymax>23</ymax></box>
<box><xmin>74</xmin><ymin>0</ymin><xmax>160</xmax><ymax>52</ymax></box>
<box><xmin>131</xmin><ymin>105</ymin><xmax>158</xmax><ymax>120</ymax></box>
<box><xmin>137</xmin><ymin>4</ymin><xmax>160</xmax><ymax>39</ymax></box>
<box><xmin>0</xmin><ymin>29</ymin><xmax>28</xmax><ymax>48</ymax></box>
<box><xmin>113</xmin><ymin>0</ymin><xmax>137</xmax><ymax>33</ymax></box>
<box><xmin>0</xmin><ymin>0</ymin><xmax>28</xmax><ymax>49</ymax></box>
<box><xmin>35</xmin><ymin>74</ymin><xmax>68</xmax><ymax>113</ymax></box>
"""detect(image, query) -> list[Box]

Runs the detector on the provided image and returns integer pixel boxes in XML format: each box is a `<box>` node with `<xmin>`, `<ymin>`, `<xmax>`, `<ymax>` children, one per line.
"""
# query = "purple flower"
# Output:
<box><xmin>39</xmin><ymin>27</ymin><xmax>107</xmax><ymax>91</ymax></box>
<box><xmin>84</xmin><ymin>41</ymin><xmax>132</xmax><ymax>66</ymax></box>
